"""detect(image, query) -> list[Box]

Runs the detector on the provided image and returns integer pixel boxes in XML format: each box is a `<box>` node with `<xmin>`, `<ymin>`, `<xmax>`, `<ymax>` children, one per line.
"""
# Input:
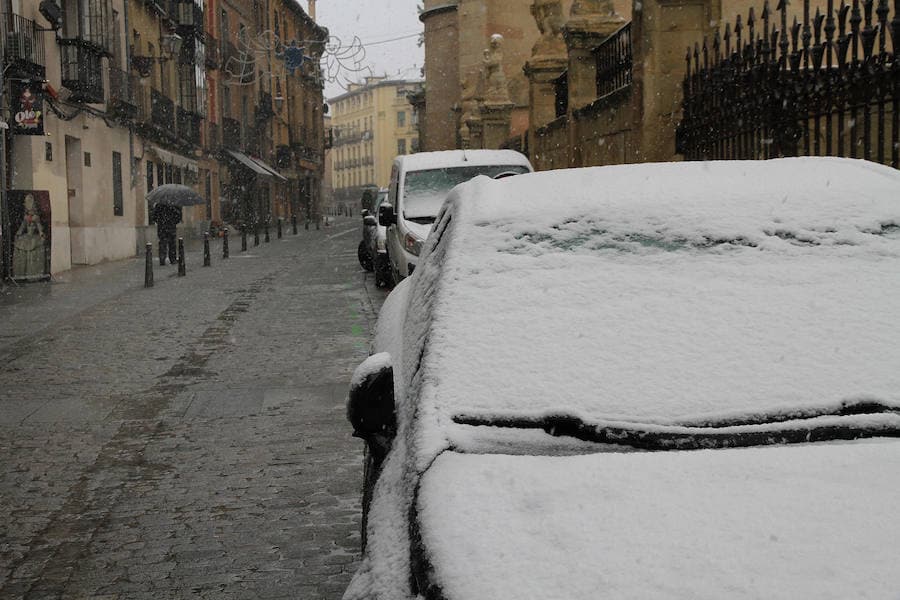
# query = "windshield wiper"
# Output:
<box><xmin>453</xmin><ymin>408</ymin><xmax>900</xmax><ymax>452</ymax></box>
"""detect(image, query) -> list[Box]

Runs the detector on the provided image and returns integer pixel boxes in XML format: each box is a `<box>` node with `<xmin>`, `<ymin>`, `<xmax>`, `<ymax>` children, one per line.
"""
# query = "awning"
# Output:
<box><xmin>225</xmin><ymin>150</ymin><xmax>287</xmax><ymax>181</ymax></box>
<box><xmin>247</xmin><ymin>155</ymin><xmax>287</xmax><ymax>182</ymax></box>
<box><xmin>150</xmin><ymin>145</ymin><xmax>199</xmax><ymax>173</ymax></box>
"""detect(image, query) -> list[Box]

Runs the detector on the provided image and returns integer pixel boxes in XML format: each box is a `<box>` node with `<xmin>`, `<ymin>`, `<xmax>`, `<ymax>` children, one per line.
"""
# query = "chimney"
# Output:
<box><xmin>308</xmin><ymin>0</ymin><xmax>316</xmax><ymax>20</ymax></box>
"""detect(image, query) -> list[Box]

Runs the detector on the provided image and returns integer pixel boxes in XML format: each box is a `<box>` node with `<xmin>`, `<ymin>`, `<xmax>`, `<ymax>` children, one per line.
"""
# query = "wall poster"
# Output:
<box><xmin>7</xmin><ymin>191</ymin><xmax>51</xmax><ymax>281</ymax></box>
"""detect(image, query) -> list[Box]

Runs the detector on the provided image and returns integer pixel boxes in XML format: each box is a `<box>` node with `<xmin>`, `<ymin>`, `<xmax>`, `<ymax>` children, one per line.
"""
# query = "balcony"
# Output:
<box><xmin>152</xmin><ymin>89</ymin><xmax>175</xmax><ymax>130</ymax></box>
<box><xmin>222</xmin><ymin>117</ymin><xmax>242</xmax><ymax>150</ymax></box>
<box><xmin>59</xmin><ymin>39</ymin><xmax>104</xmax><ymax>103</ymax></box>
<box><xmin>171</xmin><ymin>0</ymin><xmax>203</xmax><ymax>36</ymax></box>
<box><xmin>275</xmin><ymin>145</ymin><xmax>292</xmax><ymax>169</ymax></box>
<box><xmin>108</xmin><ymin>68</ymin><xmax>138</xmax><ymax>119</ymax></box>
<box><xmin>177</xmin><ymin>107</ymin><xmax>202</xmax><ymax>147</ymax></box>
<box><xmin>2</xmin><ymin>13</ymin><xmax>46</xmax><ymax>78</ymax></box>
<box><xmin>255</xmin><ymin>92</ymin><xmax>275</xmax><ymax>123</ymax></box>
<box><xmin>204</xmin><ymin>33</ymin><xmax>219</xmax><ymax>69</ymax></box>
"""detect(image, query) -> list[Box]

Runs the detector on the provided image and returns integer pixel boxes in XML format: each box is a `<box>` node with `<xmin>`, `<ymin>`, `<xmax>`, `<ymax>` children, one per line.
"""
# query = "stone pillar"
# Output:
<box><xmin>525</xmin><ymin>1</ymin><xmax>568</xmax><ymax>128</ymax></box>
<box><xmin>481</xmin><ymin>101</ymin><xmax>514</xmax><ymax>149</ymax></box>
<box><xmin>525</xmin><ymin>0</ymin><xmax>569</xmax><ymax>167</ymax></box>
<box><xmin>477</xmin><ymin>34</ymin><xmax>514</xmax><ymax>149</ymax></box>
<box><xmin>563</xmin><ymin>0</ymin><xmax>626</xmax><ymax>112</ymax></box>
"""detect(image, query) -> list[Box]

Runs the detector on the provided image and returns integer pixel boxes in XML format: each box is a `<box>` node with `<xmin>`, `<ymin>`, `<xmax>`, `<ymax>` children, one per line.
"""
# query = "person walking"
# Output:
<box><xmin>152</xmin><ymin>203</ymin><xmax>182</xmax><ymax>266</ymax></box>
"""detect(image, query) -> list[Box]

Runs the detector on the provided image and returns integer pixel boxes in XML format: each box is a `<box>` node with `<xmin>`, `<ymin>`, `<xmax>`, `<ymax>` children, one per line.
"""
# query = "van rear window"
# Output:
<box><xmin>403</xmin><ymin>165</ymin><xmax>529</xmax><ymax>219</ymax></box>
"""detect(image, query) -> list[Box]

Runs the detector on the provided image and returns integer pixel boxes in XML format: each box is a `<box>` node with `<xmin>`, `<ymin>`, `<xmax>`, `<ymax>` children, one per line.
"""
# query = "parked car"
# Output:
<box><xmin>346</xmin><ymin>158</ymin><xmax>900</xmax><ymax>600</ymax></box>
<box><xmin>378</xmin><ymin>149</ymin><xmax>533</xmax><ymax>284</ymax></box>
<box><xmin>357</xmin><ymin>187</ymin><xmax>392</xmax><ymax>286</ymax></box>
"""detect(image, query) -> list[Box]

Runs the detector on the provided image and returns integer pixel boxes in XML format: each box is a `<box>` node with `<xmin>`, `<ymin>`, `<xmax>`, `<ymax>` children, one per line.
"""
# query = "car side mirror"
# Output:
<box><xmin>361</xmin><ymin>208</ymin><xmax>369</xmax><ymax>218</ymax></box>
<box><xmin>378</xmin><ymin>203</ymin><xmax>397</xmax><ymax>227</ymax></box>
<box><xmin>348</xmin><ymin>353</ymin><xmax>396</xmax><ymax>440</ymax></box>
<box><xmin>363</xmin><ymin>215</ymin><xmax>377</xmax><ymax>227</ymax></box>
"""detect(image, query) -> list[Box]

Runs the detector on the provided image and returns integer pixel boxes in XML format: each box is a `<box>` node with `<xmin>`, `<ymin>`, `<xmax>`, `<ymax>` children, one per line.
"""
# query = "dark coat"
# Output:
<box><xmin>152</xmin><ymin>203</ymin><xmax>182</xmax><ymax>237</ymax></box>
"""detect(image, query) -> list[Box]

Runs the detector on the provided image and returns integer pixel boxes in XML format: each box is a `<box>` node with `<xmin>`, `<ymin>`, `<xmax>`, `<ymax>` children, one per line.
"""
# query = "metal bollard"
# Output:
<box><xmin>264</xmin><ymin>221</ymin><xmax>270</xmax><ymax>243</ymax></box>
<box><xmin>241</xmin><ymin>225</ymin><xmax>248</xmax><ymax>251</ymax></box>
<box><xmin>292</xmin><ymin>214</ymin><xmax>297</xmax><ymax>234</ymax></box>
<box><xmin>254</xmin><ymin>226</ymin><xmax>260</xmax><ymax>246</ymax></box>
<box><xmin>144</xmin><ymin>243</ymin><xmax>154</xmax><ymax>288</ymax></box>
<box><xmin>178</xmin><ymin>238</ymin><xmax>186</xmax><ymax>276</ymax></box>
<box><xmin>223</xmin><ymin>228</ymin><xmax>230</xmax><ymax>259</ymax></box>
<box><xmin>277</xmin><ymin>217</ymin><xmax>283</xmax><ymax>239</ymax></box>
<box><xmin>203</xmin><ymin>232</ymin><xmax>211</xmax><ymax>267</ymax></box>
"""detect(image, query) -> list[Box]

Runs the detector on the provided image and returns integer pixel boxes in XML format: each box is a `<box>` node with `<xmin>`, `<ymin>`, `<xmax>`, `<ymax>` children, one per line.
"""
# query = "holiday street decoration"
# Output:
<box><xmin>222</xmin><ymin>29</ymin><xmax>370</xmax><ymax>91</ymax></box>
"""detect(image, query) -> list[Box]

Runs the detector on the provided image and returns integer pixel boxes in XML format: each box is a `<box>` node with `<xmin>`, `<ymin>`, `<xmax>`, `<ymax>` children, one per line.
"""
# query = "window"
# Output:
<box><xmin>397</xmin><ymin>138</ymin><xmax>407</xmax><ymax>155</ymax></box>
<box><xmin>112</xmin><ymin>151</ymin><xmax>123</xmax><ymax>216</ymax></box>
<box><xmin>157</xmin><ymin>163</ymin><xmax>164</xmax><ymax>186</ymax></box>
<box><xmin>84</xmin><ymin>152</ymin><xmax>91</xmax><ymax>167</ymax></box>
<box><xmin>146</xmin><ymin>160</ymin><xmax>154</xmax><ymax>191</ymax></box>
<box><xmin>411</xmin><ymin>138</ymin><xmax>420</xmax><ymax>153</ymax></box>
<box><xmin>397</xmin><ymin>111</ymin><xmax>406</xmax><ymax>128</ymax></box>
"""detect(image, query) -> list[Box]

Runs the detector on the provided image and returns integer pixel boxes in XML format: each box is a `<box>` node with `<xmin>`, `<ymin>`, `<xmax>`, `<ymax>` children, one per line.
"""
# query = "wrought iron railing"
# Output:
<box><xmin>222</xmin><ymin>116</ymin><xmax>242</xmax><ymax>149</ymax></box>
<box><xmin>677</xmin><ymin>0</ymin><xmax>899</xmax><ymax>169</ymax></box>
<box><xmin>205</xmin><ymin>32</ymin><xmax>220</xmax><ymax>68</ymax></box>
<box><xmin>2</xmin><ymin>13</ymin><xmax>45</xmax><ymax>70</ymax></box>
<box><xmin>108</xmin><ymin>67</ymin><xmax>138</xmax><ymax>114</ymax></box>
<box><xmin>594</xmin><ymin>22</ymin><xmax>633</xmax><ymax>99</ymax></box>
<box><xmin>177</xmin><ymin>106</ymin><xmax>202</xmax><ymax>146</ymax></box>
<box><xmin>151</xmin><ymin>89</ymin><xmax>175</xmax><ymax>129</ymax></box>
<box><xmin>59</xmin><ymin>39</ymin><xmax>104</xmax><ymax>103</ymax></box>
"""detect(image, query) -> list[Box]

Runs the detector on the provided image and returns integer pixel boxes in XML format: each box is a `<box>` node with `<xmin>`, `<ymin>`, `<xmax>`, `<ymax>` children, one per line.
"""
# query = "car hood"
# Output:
<box><xmin>414</xmin><ymin>439</ymin><xmax>900</xmax><ymax>600</ymax></box>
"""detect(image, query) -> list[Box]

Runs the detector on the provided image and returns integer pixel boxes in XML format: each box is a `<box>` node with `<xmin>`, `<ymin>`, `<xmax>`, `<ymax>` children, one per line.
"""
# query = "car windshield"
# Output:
<box><xmin>453</xmin><ymin>399</ymin><xmax>900</xmax><ymax>452</ymax></box>
<box><xmin>402</xmin><ymin>165</ymin><xmax>530</xmax><ymax>220</ymax></box>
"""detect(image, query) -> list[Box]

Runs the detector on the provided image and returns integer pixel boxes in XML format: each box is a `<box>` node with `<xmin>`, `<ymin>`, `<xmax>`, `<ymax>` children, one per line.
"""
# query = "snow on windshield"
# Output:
<box><xmin>402</xmin><ymin>165</ymin><xmax>529</xmax><ymax>219</ymax></box>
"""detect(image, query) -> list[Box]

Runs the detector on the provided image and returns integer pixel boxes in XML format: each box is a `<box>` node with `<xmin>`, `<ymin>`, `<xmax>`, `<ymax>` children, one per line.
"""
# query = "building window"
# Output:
<box><xmin>45</xmin><ymin>142</ymin><xmax>52</xmax><ymax>161</ymax></box>
<box><xmin>397</xmin><ymin>111</ymin><xmax>406</xmax><ymax>128</ymax></box>
<box><xmin>411</xmin><ymin>138</ymin><xmax>420</xmax><ymax>153</ymax></box>
<box><xmin>112</xmin><ymin>151</ymin><xmax>124</xmax><ymax>216</ymax></box>
<box><xmin>84</xmin><ymin>152</ymin><xmax>91</xmax><ymax>167</ymax></box>
<box><xmin>397</xmin><ymin>138</ymin><xmax>407</xmax><ymax>155</ymax></box>
<box><xmin>146</xmin><ymin>160</ymin><xmax>154</xmax><ymax>191</ymax></box>
<box><xmin>157</xmin><ymin>163</ymin><xmax>164</xmax><ymax>186</ymax></box>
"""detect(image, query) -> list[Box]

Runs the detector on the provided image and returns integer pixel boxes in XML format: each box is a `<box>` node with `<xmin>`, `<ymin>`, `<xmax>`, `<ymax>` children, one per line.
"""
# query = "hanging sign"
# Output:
<box><xmin>11</xmin><ymin>81</ymin><xmax>45</xmax><ymax>136</ymax></box>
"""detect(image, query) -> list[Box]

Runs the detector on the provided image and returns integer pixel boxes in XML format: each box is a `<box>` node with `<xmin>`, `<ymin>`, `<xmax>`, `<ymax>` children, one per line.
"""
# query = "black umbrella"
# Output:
<box><xmin>146</xmin><ymin>184</ymin><xmax>204</xmax><ymax>207</ymax></box>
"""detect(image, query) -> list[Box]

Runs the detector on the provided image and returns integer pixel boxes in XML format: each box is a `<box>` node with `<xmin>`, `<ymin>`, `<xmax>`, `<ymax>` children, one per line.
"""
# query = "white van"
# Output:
<box><xmin>379</xmin><ymin>150</ymin><xmax>533</xmax><ymax>283</ymax></box>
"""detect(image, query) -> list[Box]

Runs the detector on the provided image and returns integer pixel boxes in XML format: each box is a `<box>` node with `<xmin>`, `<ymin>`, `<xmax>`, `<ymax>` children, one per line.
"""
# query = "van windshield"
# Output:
<box><xmin>403</xmin><ymin>165</ymin><xmax>530</xmax><ymax>220</ymax></box>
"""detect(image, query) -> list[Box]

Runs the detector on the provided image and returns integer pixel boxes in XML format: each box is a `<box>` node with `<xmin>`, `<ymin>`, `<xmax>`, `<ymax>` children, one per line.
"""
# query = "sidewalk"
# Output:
<box><xmin>0</xmin><ymin>214</ymin><xmax>382</xmax><ymax>599</ymax></box>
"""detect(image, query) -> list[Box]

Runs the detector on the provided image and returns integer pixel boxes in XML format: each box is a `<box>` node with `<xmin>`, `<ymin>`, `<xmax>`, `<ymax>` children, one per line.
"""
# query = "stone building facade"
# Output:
<box><xmin>0</xmin><ymin>0</ymin><xmax>325</xmax><ymax>279</ymax></box>
<box><xmin>326</xmin><ymin>77</ymin><xmax>424</xmax><ymax>210</ymax></box>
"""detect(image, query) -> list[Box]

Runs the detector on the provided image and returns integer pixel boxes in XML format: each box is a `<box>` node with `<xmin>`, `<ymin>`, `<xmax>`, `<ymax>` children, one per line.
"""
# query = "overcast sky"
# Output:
<box><xmin>313</xmin><ymin>0</ymin><xmax>425</xmax><ymax>101</ymax></box>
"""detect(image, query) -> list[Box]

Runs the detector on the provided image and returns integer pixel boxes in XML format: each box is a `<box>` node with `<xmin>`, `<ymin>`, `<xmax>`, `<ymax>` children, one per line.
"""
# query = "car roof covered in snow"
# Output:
<box><xmin>393</xmin><ymin>149</ymin><xmax>532</xmax><ymax>172</ymax></box>
<box><xmin>397</xmin><ymin>157</ymin><xmax>900</xmax><ymax>457</ymax></box>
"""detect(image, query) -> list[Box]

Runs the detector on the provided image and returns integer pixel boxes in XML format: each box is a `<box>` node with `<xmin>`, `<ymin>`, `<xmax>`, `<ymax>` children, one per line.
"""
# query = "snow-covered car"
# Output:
<box><xmin>378</xmin><ymin>149</ymin><xmax>533</xmax><ymax>284</ymax></box>
<box><xmin>346</xmin><ymin>158</ymin><xmax>900</xmax><ymax>600</ymax></box>
<box><xmin>358</xmin><ymin>187</ymin><xmax>391</xmax><ymax>287</ymax></box>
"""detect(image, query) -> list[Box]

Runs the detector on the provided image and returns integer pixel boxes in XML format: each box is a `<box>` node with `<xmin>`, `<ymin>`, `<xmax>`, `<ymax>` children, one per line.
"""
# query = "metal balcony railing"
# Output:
<box><xmin>59</xmin><ymin>39</ymin><xmax>104</xmax><ymax>103</ymax></box>
<box><xmin>177</xmin><ymin>106</ymin><xmax>202</xmax><ymax>146</ymax></box>
<box><xmin>2</xmin><ymin>13</ymin><xmax>45</xmax><ymax>74</ymax></box>
<box><xmin>222</xmin><ymin>116</ymin><xmax>241</xmax><ymax>149</ymax></box>
<box><xmin>204</xmin><ymin>32</ymin><xmax>219</xmax><ymax>69</ymax></box>
<box><xmin>108</xmin><ymin>67</ymin><xmax>138</xmax><ymax>117</ymax></box>
<box><xmin>151</xmin><ymin>89</ymin><xmax>175</xmax><ymax>129</ymax></box>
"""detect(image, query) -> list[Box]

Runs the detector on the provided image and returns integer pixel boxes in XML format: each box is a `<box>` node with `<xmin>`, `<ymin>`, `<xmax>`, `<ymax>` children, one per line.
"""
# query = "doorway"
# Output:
<box><xmin>65</xmin><ymin>136</ymin><xmax>86</xmax><ymax>265</ymax></box>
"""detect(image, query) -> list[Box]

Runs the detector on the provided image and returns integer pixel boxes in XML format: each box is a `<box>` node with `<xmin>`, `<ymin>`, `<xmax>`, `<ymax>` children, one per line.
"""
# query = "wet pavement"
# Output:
<box><xmin>0</xmin><ymin>218</ymin><xmax>387</xmax><ymax>599</ymax></box>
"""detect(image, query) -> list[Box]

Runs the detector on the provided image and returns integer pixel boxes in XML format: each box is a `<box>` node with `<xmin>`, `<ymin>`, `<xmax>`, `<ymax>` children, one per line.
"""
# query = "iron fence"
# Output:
<box><xmin>2</xmin><ymin>13</ymin><xmax>45</xmax><ymax>69</ymax></box>
<box><xmin>677</xmin><ymin>0</ymin><xmax>899</xmax><ymax>168</ymax></box>
<box><xmin>594</xmin><ymin>22</ymin><xmax>633</xmax><ymax>99</ymax></box>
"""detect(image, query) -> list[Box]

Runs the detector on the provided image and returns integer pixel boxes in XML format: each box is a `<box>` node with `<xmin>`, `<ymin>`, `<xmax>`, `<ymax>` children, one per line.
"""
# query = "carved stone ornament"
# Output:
<box><xmin>530</xmin><ymin>0</ymin><xmax>566</xmax><ymax>59</ymax></box>
<box><xmin>481</xmin><ymin>33</ymin><xmax>511</xmax><ymax>104</ymax></box>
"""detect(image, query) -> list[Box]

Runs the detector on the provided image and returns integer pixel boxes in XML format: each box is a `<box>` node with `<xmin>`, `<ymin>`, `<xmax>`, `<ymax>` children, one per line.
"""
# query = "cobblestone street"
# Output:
<box><xmin>0</xmin><ymin>218</ymin><xmax>386</xmax><ymax>599</ymax></box>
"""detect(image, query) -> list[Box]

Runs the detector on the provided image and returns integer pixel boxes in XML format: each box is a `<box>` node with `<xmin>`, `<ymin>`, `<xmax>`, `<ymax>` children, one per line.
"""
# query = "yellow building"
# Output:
<box><xmin>327</xmin><ymin>77</ymin><xmax>423</xmax><ymax>208</ymax></box>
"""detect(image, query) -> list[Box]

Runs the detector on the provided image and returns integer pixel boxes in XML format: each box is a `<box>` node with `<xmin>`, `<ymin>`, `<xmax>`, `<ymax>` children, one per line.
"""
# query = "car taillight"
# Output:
<box><xmin>405</xmin><ymin>232</ymin><xmax>423</xmax><ymax>256</ymax></box>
